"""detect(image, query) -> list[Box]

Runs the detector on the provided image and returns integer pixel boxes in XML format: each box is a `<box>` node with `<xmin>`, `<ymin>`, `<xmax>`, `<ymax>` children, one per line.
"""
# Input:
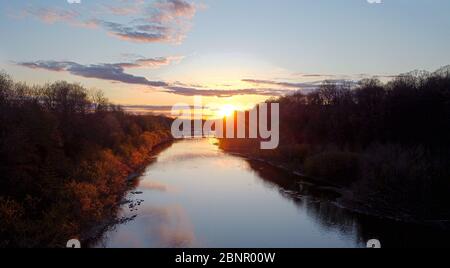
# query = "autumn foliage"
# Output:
<box><xmin>0</xmin><ymin>73</ymin><xmax>173</xmax><ymax>247</ymax></box>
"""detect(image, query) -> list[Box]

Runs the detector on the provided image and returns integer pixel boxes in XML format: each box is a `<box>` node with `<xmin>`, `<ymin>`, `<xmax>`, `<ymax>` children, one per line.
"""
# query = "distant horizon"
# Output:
<box><xmin>3</xmin><ymin>63</ymin><xmax>449</xmax><ymax>118</ymax></box>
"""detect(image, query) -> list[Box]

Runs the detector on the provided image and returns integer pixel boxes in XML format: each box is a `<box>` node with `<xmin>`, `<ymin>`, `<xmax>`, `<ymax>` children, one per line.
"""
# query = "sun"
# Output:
<box><xmin>218</xmin><ymin>104</ymin><xmax>236</xmax><ymax>118</ymax></box>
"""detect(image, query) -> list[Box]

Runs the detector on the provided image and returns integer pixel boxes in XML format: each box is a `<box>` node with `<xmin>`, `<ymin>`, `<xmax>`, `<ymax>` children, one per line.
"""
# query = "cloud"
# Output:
<box><xmin>97</xmin><ymin>20</ymin><xmax>174</xmax><ymax>43</ymax></box>
<box><xmin>99</xmin><ymin>0</ymin><xmax>198</xmax><ymax>43</ymax></box>
<box><xmin>152</xmin><ymin>0</ymin><xmax>197</xmax><ymax>23</ymax></box>
<box><xmin>124</xmin><ymin>105</ymin><xmax>206</xmax><ymax>111</ymax></box>
<box><xmin>24</xmin><ymin>7</ymin><xmax>80</xmax><ymax>24</ymax></box>
<box><xmin>116</xmin><ymin>56</ymin><xmax>184</xmax><ymax>69</ymax></box>
<box><xmin>301</xmin><ymin>74</ymin><xmax>330</xmax><ymax>78</ymax></box>
<box><xmin>103</xmin><ymin>1</ymin><xmax>143</xmax><ymax>15</ymax></box>
<box><xmin>242</xmin><ymin>78</ymin><xmax>362</xmax><ymax>92</ymax></box>
<box><xmin>21</xmin><ymin>0</ymin><xmax>200</xmax><ymax>44</ymax></box>
<box><xmin>367</xmin><ymin>0</ymin><xmax>382</xmax><ymax>4</ymax></box>
<box><xmin>300</xmin><ymin>73</ymin><xmax>336</xmax><ymax>78</ymax></box>
<box><xmin>22</xmin><ymin>7</ymin><xmax>98</xmax><ymax>29</ymax></box>
<box><xmin>164</xmin><ymin>86</ymin><xmax>288</xmax><ymax>97</ymax></box>
<box><xmin>123</xmin><ymin>105</ymin><xmax>212</xmax><ymax>116</ymax></box>
<box><xmin>17</xmin><ymin>59</ymin><xmax>171</xmax><ymax>87</ymax></box>
<box><xmin>242</xmin><ymin>79</ymin><xmax>319</xmax><ymax>91</ymax></box>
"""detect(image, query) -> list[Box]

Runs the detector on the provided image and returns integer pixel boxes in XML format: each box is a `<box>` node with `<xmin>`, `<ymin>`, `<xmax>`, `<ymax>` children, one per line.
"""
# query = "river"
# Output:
<box><xmin>93</xmin><ymin>138</ymin><xmax>450</xmax><ymax>248</ymax></box>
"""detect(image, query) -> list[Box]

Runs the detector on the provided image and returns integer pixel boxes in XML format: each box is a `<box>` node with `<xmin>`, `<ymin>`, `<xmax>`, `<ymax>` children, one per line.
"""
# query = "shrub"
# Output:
<box><xmin>350</xmin><ymin>144</ymin><xmax>450</xmax><ymax>220</ymax></box>
<box><xmin>304</xmin><ymin>151</ymin><xmax>361</xmax><ymax>185</ymax></box>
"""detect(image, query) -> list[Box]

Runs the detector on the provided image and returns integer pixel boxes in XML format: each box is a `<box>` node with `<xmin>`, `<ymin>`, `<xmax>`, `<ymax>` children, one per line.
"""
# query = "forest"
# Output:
<box><xmin>220</xmin><ymin>66</ymin><xmax>450</xmax><ymax>223</ymax></box>
<box><xmin>0</xmin><ymin>72</ymin><xmax>173</xmax><ymax>247</ymax></box>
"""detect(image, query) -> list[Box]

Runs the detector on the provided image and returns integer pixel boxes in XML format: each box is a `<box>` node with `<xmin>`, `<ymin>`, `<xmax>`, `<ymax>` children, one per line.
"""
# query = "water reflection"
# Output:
<box><xmin>139</xmin><ymin>180</ymin><xmax>177</xmax><ymax>193</ymax></box>
<box><xmin>95</xmin><ymin>205</ymin><xmax>197</xmax><ymax>248</ymax></box>
<box><xmin>246</xmin><ymin>157</ymin><xmax>450</xmax><ymax>248</ymax></box>
<box><xmin>94</xmin><ymin>139</ymin><xmax>450</xmax><ymax>248</ymax></box>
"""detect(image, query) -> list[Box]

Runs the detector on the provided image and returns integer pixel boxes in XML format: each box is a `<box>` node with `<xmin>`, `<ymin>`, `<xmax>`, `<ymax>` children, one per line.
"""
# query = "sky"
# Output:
<box><xmin>1</xmin><ymin>0</ymin><xmax>450</xmax><ymax>115</ymax></box>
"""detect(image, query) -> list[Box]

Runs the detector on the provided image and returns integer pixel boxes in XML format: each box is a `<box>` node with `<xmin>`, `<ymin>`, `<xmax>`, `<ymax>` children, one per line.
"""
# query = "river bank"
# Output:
<box><xmin>217</xmin><ymin>139</ymin><xmax>450</xmax><ymax>229</ymax></box>
<box><xmin>80</xmin><ymin>133</ymin><xmax>174</xmax><ymax>245</ymax></box>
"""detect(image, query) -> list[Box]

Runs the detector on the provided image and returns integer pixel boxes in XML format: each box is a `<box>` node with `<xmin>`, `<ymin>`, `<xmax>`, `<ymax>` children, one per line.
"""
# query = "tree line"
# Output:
<box><xmin>0</xmin><ymin>72</ymin><xmax>173</xmax><ymax>247</ymax></box>
<box><xmin>220</xmin><ymin>66</ymin><xmax>450</xmax><ymax>222</ymax></box>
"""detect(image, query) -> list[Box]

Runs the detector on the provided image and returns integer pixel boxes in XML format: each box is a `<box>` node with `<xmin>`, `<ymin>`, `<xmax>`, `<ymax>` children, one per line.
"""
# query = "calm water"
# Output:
<box><xmin>93</xmin><ymin>139</ymin><xmax>450</xmax><ymax>248</ymax></box>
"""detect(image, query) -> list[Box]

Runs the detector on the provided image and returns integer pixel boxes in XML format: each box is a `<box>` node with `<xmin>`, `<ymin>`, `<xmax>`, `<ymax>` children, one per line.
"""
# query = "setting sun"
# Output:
<box><xmin>218</xmin><ymin>104</ymin><xmax>236</xmax><ymax>118</ymax></box>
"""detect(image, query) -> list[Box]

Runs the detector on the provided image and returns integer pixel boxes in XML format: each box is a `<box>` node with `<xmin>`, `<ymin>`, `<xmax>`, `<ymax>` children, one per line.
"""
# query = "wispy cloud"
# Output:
<box><xmin>242</xmin><ymin>78</ymin><xmax>362</xmax><ymax>92</ymax></box>
<box><xmin>295</xmin><ymin>73</ymin><xmax>336</xmax><ymax>78</ymax></box>
<box><xmin>21</xmin><ymin>6</ymin><xmax>99</xmax><ymax>29</ymax></box>
<box><xmin>123</xmin><ymin>105</ymin><xmax>210</xmax><ymax>116</ymax></box>
<box><xmin>242</xmin><ymin>79</ymin><xmax>318</xmax><ymax>90</ymax></box>
<box><xmin>23</xmin><ymin>7</ymin><xmax>80</xmax><ymax>24</ymax></box>
<box><xmin>116</xmin><ymin>56</ymin><xmax>184</xmax><ymax>69</ymax></box>
<box><xmin>99</xmin><ymin>0</ymin><xmax>199</xmax><ymax>43</ymax></box>
<box><xmin>153</xmin><ymin>0</ymin><xmax>197</xmax><ymax>22</ymax></box>
<box><xmin>97</xmin><ymin>20</ymin><xmax>173</xmax><ymax>43</ymax></box>
<box><xmin>20</xmin><ymin>0</ymin><xmax>200</xmax><ymax>44</ymax></box>
<box><xmin>164</xmin><ymin>86</ymin><xmax>288</xmax><ymax>97</ymax></box>
<box><xmin>102</xmin><ymin>0</ymin><xmax>144</xmax><ymax>16</ymax></box>
<box><xmin>16</xmin><ymin>59</ymin><xmax>172</xmax><ymax>87</ymax></box>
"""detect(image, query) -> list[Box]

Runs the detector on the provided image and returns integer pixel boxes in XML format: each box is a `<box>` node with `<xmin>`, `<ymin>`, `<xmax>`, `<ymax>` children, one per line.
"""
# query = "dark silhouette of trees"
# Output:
<box><xmin>220</xmin><ymin>66</ymin><xmax>450</xmax><ymax>222</ymax></box>
<box><xmin>268</xmin><ymin>68</ymin><xmax>450</xmax><ymax>150</ymax></box>
<box><xmin>0</xmin><ymin>73</ymin><xmax>173</xmax><ymax>247</ymax></box>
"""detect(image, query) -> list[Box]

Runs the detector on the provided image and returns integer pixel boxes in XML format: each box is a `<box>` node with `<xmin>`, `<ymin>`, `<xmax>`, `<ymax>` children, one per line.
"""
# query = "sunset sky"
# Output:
<box><xmin>1</xmin><ymin>0</ymin><xmax>450</xmax><ymax>116</ymax></box>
